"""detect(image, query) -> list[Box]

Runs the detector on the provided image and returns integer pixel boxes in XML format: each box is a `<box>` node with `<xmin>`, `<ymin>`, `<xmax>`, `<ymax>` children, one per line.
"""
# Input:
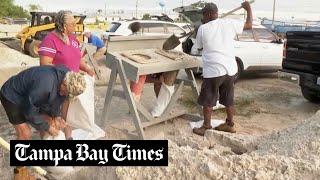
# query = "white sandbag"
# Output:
<box><xmin>43</xmin><ymin>130</ymin><xmax>66</xmax><ymax>140</ymax></box>
<box><xmin>213</xmin><ymin>101</ymin><xmax>225</xmax><ymax>110</ymax></box>
<box><xmin>189</xmin><ymin>119</ymin><xmax>225</xmax><ymax>129</ymax></box>
<box><xmin>45</xmin><ymin>165</ymin><xmax>74</xmax><ymax>176</ymax></box>
<box><xmin>72</xmin><ymin>124</ymin><xmax>105</xmax><ymax>140</ymax></box>
<box><xmin>43</xmin><ymin>131</ymin><xmax>74</xmax><ymax>176</ymax></box>
<box><xmin>151</xmin><ymin>84</ymin><xmax>175</xmax><ymax>117</ymax></box>
<box><xmin>66</xmin><ymin>75</ymin><xmax>95</xmax><ymax>132</ymax></box>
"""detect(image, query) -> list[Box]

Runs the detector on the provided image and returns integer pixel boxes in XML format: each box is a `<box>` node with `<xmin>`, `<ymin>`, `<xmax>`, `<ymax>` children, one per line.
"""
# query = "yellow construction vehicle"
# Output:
<box><xmin>16</xmin><ymin>12</ymin><xmax>86</xmax><ymax>57</ymax></box>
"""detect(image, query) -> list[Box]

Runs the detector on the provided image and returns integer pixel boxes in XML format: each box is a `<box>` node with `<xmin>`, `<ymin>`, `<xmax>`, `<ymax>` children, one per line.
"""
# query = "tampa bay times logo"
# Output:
<box><xmin>10</xmin><ymin>140</ymin><xmax>168</xmax><ymax>166</ymax></box>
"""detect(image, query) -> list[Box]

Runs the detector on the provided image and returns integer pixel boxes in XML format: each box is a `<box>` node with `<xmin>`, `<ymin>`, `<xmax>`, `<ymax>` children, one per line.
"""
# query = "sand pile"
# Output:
<box><xmin>0</xmin><ymin>45</ymin><xmax>38</xmax><ymax>85</ymax></box>
<box><xmin>116</xmin><ymin>110</ymin><xmax>320</xmax><ymax>180</ymax></box>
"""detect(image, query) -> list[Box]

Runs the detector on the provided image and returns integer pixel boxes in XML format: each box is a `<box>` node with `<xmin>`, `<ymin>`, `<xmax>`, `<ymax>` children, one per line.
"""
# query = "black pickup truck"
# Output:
<box><xmin>282</xmin><ymin>31</ymin><xmax>320</xmax><ymax>103</ymax></box>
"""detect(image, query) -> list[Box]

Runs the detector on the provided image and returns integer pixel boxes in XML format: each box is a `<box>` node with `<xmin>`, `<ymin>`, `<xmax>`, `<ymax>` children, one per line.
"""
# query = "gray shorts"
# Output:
<box><xmin>198</xmin><ymin>75</ymin><xmax>235</xmax><ymax>107</ymax></box>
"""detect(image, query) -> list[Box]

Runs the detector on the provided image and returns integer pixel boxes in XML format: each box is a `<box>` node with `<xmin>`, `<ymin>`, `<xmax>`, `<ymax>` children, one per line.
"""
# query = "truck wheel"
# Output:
<box><xmin>26</xmin><ymin>40</ymin><xmax>41</xmax><ymax>57</ymax></box>
<box><xmin>23</xmin><ymin>39</ymin><xmax>32</xmax><ymax>55</ymax></box>
<box><xmin>235</xmin><ymin>57</ymin><xmax>243</xmax><ymax>82</ymax></box>
<box><xmin>301</xmin><ymin>87</ymin><xmax>320</xmax><ymax>103</ymax></box>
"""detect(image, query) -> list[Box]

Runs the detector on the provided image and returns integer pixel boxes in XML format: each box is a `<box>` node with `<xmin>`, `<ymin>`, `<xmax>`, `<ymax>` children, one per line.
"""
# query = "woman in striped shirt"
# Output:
<box><xmin>39</xmin><ymin>10</ymin><xmax>95</xmax><ymax>140</ymax></box>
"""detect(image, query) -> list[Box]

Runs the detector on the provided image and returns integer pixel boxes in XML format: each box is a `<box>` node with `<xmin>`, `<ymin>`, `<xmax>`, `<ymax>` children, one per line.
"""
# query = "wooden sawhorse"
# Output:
<box><xmin>100</xmin><ymin>49</ymin><xmax>200</xmax><ymax>139</ymax></box>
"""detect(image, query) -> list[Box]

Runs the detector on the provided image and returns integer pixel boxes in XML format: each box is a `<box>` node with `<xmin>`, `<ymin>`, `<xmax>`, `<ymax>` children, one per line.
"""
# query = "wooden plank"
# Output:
<box><xmin>182</xmin><ymin>113</ymin><xmax>203</xmax><ymax>122</ymax></box>
<box><xmin>175</xmin><ymin>79</ymin><xmax>194</xmax><ymax>86</ymax></box>
<box><xmin>105</xmin><ymin>54</ymin><xmax>139</xmax><ymax>82</ymax></box>
<box><xmin>135</xmin><ymin>102</ymin><xmax>155</xmax><ymax>122</ymax></box>
<box><xmin>114</xmin><ymin>57</ymin><xmax>198</xmax><ymax>82</ymax></box>
<box><xmin>128</xmin><ymin>110</ymin><xmax>186</xmax><ymax>133</ymax></box>
<box><xmin>185</xmin><ymin>69</ymin><xmax>200</xmax><ymax>96</ymax></box>
<box><xmin>101</xmin><ymin>62</ymin><xmax>118</xmax><ymax>127</ymax></box>
<box><xmin>113</xmin><ymin>49</ymin><xmax>199</xmax><ymax>69</ymax></box>
<box><xmin>112</xmin><ymin>89</ymin><xmax>126</xmax><ymax>99</ymax></box>
<box><xmin>116</xmin><ymin>59</ymin><xmax>145</xmax><ymax>139</ymax></box>
<box><xmin>106</xmin><ymin>49</ymin><xmax>200</xmax><ymax>82</ymax></box>
<box><xmin>107</xmin><ymin>35</ymin><xmax>170</xmax><ymax>52</ymax></box>
<box><xmin>108</xmin><ymin>35</ymin><xmax>170</xmax><ymax>42</ymax></box>
<box><xmin>185</xmin><ymin>68</ymin><xmax>202</xmax><ymax>114</ymax></box>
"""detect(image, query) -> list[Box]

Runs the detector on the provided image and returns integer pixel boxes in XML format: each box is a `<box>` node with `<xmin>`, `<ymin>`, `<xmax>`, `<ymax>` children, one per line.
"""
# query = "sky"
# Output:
<box><xmin>13</xmin><ymin>0</ymin><xmax>320</xmax><ymax>20</ymax></box>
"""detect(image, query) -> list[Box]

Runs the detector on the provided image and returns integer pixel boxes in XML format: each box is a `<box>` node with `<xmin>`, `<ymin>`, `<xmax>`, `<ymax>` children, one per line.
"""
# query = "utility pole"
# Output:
<box><xmin>105</xmin><ymin>2</ymin><xmax>107</xmax><ymax>17</ymax></box>
<box><xmin>272</xmin><ymin>0</ymin><xmax>276</xmax><ymax>29</ymax></box>
<box><xmin>135</xmin><ymin>0</ymin><xmax>138</xmax><ymax>19</ymax></box>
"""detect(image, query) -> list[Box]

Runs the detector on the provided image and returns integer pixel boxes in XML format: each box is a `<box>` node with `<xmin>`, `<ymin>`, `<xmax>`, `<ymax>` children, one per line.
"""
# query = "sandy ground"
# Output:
<box><xmin>0</xmin><ymin>45</ymin><xmax>319</xmax><ymax>179</ymax></box>
<box><xmin>0</xmin><ymin>43</ymin><xmax>38</xmax><ymax>86</ymax></box>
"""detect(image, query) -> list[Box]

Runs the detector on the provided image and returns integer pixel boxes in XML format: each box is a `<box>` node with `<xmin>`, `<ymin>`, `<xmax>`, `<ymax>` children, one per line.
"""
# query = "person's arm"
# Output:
<box><xmin>22</xmin><ymin>79</ymin><xmax>51</xmax><ymax>131</ymax></box>
<box><xmin>40</xmin><ymin>56</ymin><xmax>54</xmax><ymax>65</ymax></box>
<box><xmin>242</xmin><ymin>1</ymin><xmax>253</xmax><ymax>30</ymax></box>
<box><xmin>39</xmin><ymin>37</ymin><xmax>56</xmax><ymax>65</ymax></box>
<box><xmin>80</xmin><ymin>58</ymin><xmax>95</xmax><ymax>76</ymax></box>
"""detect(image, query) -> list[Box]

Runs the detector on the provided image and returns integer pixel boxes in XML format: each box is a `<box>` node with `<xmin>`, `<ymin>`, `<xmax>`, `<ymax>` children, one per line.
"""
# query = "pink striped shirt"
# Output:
<box><xmin>39</xmin><ymin>32</ymin><xmax>81</xmax><ymax>72</ymax></box>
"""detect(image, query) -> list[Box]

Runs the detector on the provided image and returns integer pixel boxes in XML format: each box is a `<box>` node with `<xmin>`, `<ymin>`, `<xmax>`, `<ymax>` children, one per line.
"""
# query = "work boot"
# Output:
<box><xmin>13</xmin><ymin>167</ymin><xmax>36</xmax><ymax>180</ymax></box>
<box><xmin>214</xmin><ymin>122</ymin><xmax>236</xmax><ymax>133</ymax></box>
<box><xmin>193</xmin><ymin>125</ymin><xmax>212</xmax><ymax>136</ymax></box>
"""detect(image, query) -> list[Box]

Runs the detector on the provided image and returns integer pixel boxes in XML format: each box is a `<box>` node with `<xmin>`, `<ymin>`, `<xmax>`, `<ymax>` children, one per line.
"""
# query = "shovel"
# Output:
<box><xmin>162</xmin><ymin>31</ymin><xmax>193</xmax><ymax>50</ymax></box>
<box><xmin>163</xmin><ymin>0</ymin><xmax>255</xmax><ymax>50</ymax></box>
<box><xmin>220</xmin><ymin>0</ymin><xmax>255</xmax><ymax>18</ymax></box>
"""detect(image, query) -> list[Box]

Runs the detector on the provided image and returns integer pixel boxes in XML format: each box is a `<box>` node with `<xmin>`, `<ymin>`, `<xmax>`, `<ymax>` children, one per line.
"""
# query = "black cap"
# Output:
<box><xmin>202</xmin><ymin>3</ymin><xmax>218</xmax><ymax>14</ymax></box>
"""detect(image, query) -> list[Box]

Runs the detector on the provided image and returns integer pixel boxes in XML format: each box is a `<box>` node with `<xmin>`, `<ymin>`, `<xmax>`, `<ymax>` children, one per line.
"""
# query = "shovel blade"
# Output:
<box><xmin>162</xmin><ymin>34</ymin><xmax>180</xmax><ymax>50</ymax></box>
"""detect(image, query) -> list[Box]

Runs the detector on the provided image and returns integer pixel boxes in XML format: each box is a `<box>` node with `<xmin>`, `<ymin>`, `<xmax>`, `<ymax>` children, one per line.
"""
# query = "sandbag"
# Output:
<box><xmin>66</xmin><ymin>75</ymin><xmax>95</xmax><ymax>132</ymax></box>
<box><xmin>43</xmin><ymin>131</ymin><xmax>74</xmax><ymax>176</ymax></box>
<box><xmin>66</xmin><ymin>75</ymin><xmax>105</xmax><ymax>139</ymax></box>
<box><xmin>151</xmin><ymin>84</ymin><xmax>175</xmax><ymax>117</ymax></box>
<box><xmin>72</xmin><ymin>124</ymin><xmax>105</xmax><ymax>140</ymax></box>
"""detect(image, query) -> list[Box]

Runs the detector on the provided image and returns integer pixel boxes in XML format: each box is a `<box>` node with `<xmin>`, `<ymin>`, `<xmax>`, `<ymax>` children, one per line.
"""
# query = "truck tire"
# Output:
<box><xmin>23</xmin><ymin>39</ymin><xmax>32</xmax><ymax>55</ymax></box>
<box><xmin>25</xmin><ymin>40</ymin><xmax>41</xmax><ymax>57</ymax></box>
<box><xmin>301</xmin><ymin>86</ymin><xmax>320</xmax><ymax>103</ymax></box>
<box><xmin>235</xmin><ymin>57</ymin><xmax>243</xmax><ymax>81</ymax></box>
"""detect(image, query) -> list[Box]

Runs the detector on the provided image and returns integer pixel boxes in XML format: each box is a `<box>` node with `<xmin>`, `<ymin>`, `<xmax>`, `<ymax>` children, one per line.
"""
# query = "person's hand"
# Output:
<box><xmin>241</xmin><ymin>1</ymin><xmax>251</xmax><ymax>11</ymax></box>
<box><xmin>87</xmin><ymin>68</ymin><xmax>95</xmax><ymax>77</ymax></box>
<box><xmin>48</xmin><ymin>125</ymin><xmax>59</xmax><ymax>136</ymax></box>
<box><xmin>52</xmin><ymin>117</ymin><xmax>67</xmax><ymax>130</ymax></box>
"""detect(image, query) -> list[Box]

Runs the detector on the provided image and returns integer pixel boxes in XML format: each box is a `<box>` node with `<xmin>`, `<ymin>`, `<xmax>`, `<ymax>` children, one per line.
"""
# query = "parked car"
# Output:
<box><xmin>281</xmin><ymin>31</ymin><xmax>320</xmax><ymax>103</ymax></box>
<box><xmin>183</xmin><ymin>24</ymin><xmax>284</xmax><ymax>77</ymax></box>
<box><xmin>102</xmin><ymin>20</ymin><xmax>190</xmax><ymax>39</ymax></box>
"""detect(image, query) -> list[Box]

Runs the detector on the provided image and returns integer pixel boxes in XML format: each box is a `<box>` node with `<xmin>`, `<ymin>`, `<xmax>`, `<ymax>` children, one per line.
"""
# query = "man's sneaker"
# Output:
<box><xmin>214</xmin><ymin>122</ymin><xmax>236</xmax><ymax>133</ymax></box>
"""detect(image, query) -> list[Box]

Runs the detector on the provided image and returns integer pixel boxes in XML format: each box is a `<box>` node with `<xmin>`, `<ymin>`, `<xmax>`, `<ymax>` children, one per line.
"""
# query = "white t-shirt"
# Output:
<box><xmin>195</xmin><ymin>18</ymin><xmax>244</xmax><ymax>78</ymax></box>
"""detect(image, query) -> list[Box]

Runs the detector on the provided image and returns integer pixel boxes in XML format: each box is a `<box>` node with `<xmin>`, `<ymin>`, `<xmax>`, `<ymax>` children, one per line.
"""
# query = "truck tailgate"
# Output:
<box><xmin>283</xmin><ymin>31</ymin><xmax>320</xmax><ymax>75</ymax></box>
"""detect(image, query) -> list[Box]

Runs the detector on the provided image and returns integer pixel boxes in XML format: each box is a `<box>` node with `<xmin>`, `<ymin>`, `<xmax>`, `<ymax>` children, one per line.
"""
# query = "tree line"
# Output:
<box><xmin>0</xmin><ymin>0</ymin><xmax>43</xmax><ymax>19</ymax></box>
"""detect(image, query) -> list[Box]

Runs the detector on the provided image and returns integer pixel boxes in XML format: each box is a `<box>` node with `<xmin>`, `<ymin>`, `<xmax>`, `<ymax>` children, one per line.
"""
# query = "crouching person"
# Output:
<box><xmin>0</xmin><ymin>65</ymin><xmax>86</xmax><ymax>180</ymax></box>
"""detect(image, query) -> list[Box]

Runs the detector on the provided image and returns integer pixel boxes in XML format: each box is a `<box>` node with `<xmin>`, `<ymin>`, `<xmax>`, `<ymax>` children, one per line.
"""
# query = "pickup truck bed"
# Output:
<box><xmin>282</xmin><ymin>31</ymin><xmax>320</xmax><ymax>103</ymax></box>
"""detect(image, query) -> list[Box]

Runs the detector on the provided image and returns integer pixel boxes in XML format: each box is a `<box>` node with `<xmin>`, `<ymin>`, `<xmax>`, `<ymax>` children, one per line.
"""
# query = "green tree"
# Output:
<box><xmin>142</xmin><ymin>13</ymin><xmax>151</xmax><ymax>20</ymax></box>
<box><xmin>0</xmin><ymin>0</ymin><xmax>29</xmax><ymax>18</ymax></box>
<box><xmin>28</xmin><ymin>4</ymin><xmax>43</xmax><ymax>12</ymax></box>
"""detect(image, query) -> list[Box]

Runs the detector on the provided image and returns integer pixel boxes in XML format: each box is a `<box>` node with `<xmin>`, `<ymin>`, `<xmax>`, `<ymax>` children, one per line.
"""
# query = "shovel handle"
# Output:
<box><xmin>220</xmin><ymin>0</ymin><xmax>255</xmax><ymax>18</ymax></box>
<box><xmin>0</xmin><ymin>136</ymin><xmax>47</xmax><ymax>176</ymax></box>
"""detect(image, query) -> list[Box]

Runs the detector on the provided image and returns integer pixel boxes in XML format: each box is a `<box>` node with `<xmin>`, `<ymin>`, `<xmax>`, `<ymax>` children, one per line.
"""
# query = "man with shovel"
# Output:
<box><xmin>0</xmin><ymin>65</ymin><xmax>86</xmax><ymax>179</ymax></box>
<box><xmin>193</xmin><ymin>1</ymin><xmax>253</xmax><ymax>136</ymax></box>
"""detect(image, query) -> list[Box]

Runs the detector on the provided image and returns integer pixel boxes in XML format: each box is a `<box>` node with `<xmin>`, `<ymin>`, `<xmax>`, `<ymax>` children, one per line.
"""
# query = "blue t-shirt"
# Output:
<box><xmin>88</xmin><ymin>34</ymin><xmax>105</xmax><ymax>49</ymax></box>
